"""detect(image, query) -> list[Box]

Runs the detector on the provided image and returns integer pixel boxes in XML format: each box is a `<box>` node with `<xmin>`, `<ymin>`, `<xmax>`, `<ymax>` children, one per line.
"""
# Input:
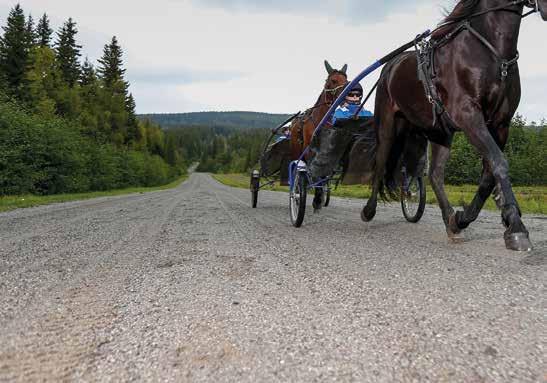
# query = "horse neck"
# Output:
<box><xmin>311</xmin><ymin>90</ymin><xmax>331</xmax><ymax>117</ymax></box>
<box><xmin>472</xmin><ymin>1</ymin><xmax>523</xmax><ymax>58</ymax></box>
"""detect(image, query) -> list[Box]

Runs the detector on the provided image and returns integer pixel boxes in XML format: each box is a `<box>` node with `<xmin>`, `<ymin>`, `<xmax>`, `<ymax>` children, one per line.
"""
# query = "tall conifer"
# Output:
<box><xmin>97</xmin><ymin>36</ymin><xmax>126</xmax><ymax>88</ymax></box>
<box><xmin>80</xmin><ymin>56</ymin><xmax>97</xmax><ymax>86</ymax></box>
<box><xmin>0</xmin><ymin>4</ymin><xmax>29</xmax><ymax>96</ymax></box>
<box><xmin>55</xmin><ymin>18</ymin><xmax>81</xmax><ymax>86</ymax></box>
<box><xmin>25</xmin><ymin>15</ymin><xmax>37</xmax><ymax>48</ymax></box>
<box><xmin>36</xmin><ymin>13</ymin><xmax>53</xmax><ymax>47</ymax></box>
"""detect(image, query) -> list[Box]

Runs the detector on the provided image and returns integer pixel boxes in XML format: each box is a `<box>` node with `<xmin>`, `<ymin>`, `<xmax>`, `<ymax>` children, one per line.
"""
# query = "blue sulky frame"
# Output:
<box><xmin>288</xmin><ymin>30</ymin><xmax>431</xmax><ymax>227</ymax></box>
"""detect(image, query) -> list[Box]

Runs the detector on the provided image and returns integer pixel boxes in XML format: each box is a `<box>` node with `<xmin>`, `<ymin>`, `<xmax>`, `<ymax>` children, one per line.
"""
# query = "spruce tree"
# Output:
<box><xmin>55</xmin><ymin>18</ymin><xmax>81</xmax><ymax>86</ymax></box>
<box><xmin>36</xmin><ymin>13</ymin><xmax>53</xmax><ymax>47</ymax></box>
<box><xmin>125</xmin><ymin>92</ymin><xmax>137</xmax><ymax>123</ymax></box>
<box><xmin>97</xmin><ymin>36</ymin><xmax>126</xmax><ymax>88</ymax></box>
<box><xmin>25</xmin><ymin>15</ymin><xmax>37</xmax><ymax>48</ymax></box>
<box><xmin>80</xmin><ymin>56</ymin><xmax>97</xmax><ymax>86</ymax></box>
<box><xmin>0</xmin><ymin>4</ymin><xmax>29</xmax><ymax>97</ymax></box>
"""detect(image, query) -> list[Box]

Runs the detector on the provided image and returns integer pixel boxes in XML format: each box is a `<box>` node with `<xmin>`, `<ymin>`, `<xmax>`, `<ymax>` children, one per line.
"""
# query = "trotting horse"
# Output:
<box><xmin>361</xmin><ymin>0</ymin><xmax>546</xmax><ymax>251</ymax></box>
<box><xmin>290</xmin><ymin>60</ymin><xmax>348</xmax><ymax>209</ymax></box>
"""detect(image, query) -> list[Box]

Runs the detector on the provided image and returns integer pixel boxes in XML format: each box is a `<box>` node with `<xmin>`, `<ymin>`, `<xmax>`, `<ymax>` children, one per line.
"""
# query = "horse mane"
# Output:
<box><xmin>432</xmin><ymin>0</ymin><xmax>481</xmax><ymax>39</ymax></box>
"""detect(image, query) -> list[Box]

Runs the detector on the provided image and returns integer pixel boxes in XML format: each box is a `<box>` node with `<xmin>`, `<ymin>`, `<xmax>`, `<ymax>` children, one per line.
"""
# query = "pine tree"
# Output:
<box><xmin>125</xmin><ymin>92</ymin><xmax>137</xmax><ymax>123</ymax></box>
<box><xmin>80</xmin><ymin>56</ymin><xmax>96</xmax><ymax>86</ymax></box>
<box><xmin>25</xmin><ymin>15</ymin><xmax>37</xmax><ymax>48</ymax></box>
<box><xmin>55</xmin><ymin>18</ymin><xmax>82</xmax><ymax>86</ymax></box>
<box><xmin>97</xmin><ymin>36</ymin><xmax>126</xmax><ymax>88</ymax></box>
<box><xmin>0</xmin><ymin>4</ymin><xmax>29</xmax><ymax>97</ymax></box>
<box><xmin>36</xmin><ymin>13</ymin><xmax>53</xmax><ymax>47</ymax></box>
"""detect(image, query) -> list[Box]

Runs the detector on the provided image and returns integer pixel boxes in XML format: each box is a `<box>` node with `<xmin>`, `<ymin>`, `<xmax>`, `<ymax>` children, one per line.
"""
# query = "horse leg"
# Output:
<box><xmin>454</xmin><ymin>158</ymin><xmax>495</xmax><ymax>230</ymax></box>
<box><xmin>428</xmin><ymin>142</ymin><xmax>463</xmax><ymax>241</ymax></box>
<box><xmin>313</xmin><ymin>187</ymin><xmax>323</xmax><ymax>212</ymax></box>
<box><xmin>453</xmin><ymin>125</ymin><xmax>509</xmax><ymax>230</ymax></box>
<box><xmin>461</xmin><ymin>119</ymin><xmax>531</xmax><ymax>251</ymax></box>
<box><xmin>361</xmin><ymin>113</ymin><xmax>396</xmax><ymax>222</ymax></box>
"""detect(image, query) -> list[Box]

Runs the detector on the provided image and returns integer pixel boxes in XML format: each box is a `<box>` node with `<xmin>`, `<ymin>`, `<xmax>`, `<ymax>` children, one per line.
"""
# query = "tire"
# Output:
<box><xmin>324</xmin><ymin>189</ymin><xmax>331</xmax><ymax>207</ymax></box>
<box><xmin>289</xmin><ymin>171</ymin><xmax>307</xmax><ymax>227</ymax></box>
<box><xmin>401</xmin><ymin>176</ymin><xmax>426</xmax><ymax>223</ymax></box>
<box><xmin>250</xmin><ymin>176</ymin><xmax>259</xmax><ymax>208</ymax></box>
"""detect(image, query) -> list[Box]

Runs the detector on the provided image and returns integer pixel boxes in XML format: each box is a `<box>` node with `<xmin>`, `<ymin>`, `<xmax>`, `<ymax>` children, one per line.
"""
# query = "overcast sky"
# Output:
<box><xmin>1</xmin><ymin>0</ymin><xmax>546</xmax><ymax>122</ymax></box>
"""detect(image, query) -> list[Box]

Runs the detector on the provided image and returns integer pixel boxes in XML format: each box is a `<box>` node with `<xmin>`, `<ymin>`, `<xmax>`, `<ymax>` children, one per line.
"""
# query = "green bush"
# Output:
<box><xmin>0</xmin><ymin>97</ymin><xmax>180</xmax><ymax>196</ymax></box>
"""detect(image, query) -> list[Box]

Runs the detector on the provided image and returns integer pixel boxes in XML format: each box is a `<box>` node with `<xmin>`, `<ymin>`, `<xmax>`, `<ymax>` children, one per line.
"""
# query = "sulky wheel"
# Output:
<box><xmin>401</xmin><ymin>175</ymin><xmax>426</xmax><ymax>223</ymax></box>
<box><xmin>289</xmin><ymin>170</ymin><xmax>307</xmax><ymax>227</ymax></box>
<box><xmin>250</xmin><ymin>173</ymin><xmax>260</xmax><ymax>208</ymax></box>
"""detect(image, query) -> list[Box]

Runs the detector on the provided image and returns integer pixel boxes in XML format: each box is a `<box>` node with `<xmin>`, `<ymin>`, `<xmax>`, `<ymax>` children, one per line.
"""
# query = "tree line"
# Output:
<box><xmin>0</xmin><ymin>4</ymin><xmax>185</xmax><ymax>196</ymax></box>
<box><xmin>168</xmin><ymin>115</ymin><xmax>546</xmax><ymax>186</ymax></box>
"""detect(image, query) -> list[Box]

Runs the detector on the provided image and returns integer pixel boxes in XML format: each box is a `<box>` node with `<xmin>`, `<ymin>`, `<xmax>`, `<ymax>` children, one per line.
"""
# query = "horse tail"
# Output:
<box><xmin>369</xmin><ymin>59</ymin><xmax>406</xmax><ymax>202</ymax></box>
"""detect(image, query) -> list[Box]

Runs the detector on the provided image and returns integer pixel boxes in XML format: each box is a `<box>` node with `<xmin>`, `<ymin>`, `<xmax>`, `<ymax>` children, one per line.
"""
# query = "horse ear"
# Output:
<box><xmin>324</xmin><ymin>60</ymin><xmax>334</xmax><ymax>74</ymax></box>
<box><xmin>341</xmin><ymin>64</ymin><xmax>348</xmax><ymax>74</ymax></box>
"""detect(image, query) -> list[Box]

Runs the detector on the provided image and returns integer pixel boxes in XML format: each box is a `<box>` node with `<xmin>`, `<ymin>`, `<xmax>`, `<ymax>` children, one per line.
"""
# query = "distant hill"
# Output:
<box><xmin>139</xmin><ymin>111</ymin><xmax>293</xmax><ymax>130</ymax></box>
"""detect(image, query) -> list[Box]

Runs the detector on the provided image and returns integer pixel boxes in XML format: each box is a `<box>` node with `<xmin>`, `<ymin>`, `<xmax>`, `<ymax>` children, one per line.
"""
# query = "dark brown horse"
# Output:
<box><xmin>362</xmin><ymin>0</ymin><xmax>546</xmax><ymax>251</ymax></box>
<box><xmin>289</xmin><ymin>61</ymin><xmax>348</xmax><ymax>161</ymax></box>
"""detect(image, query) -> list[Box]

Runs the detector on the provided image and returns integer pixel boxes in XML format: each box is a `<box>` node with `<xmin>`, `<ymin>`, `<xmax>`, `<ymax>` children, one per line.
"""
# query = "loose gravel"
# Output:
<box><xmin>0</xmin><ymin>173</ymin><xmax>545</xmax><ymax>382</ymax></box>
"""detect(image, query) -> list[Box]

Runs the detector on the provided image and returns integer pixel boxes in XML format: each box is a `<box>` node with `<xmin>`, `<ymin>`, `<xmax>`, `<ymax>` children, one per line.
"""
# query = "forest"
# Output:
<box><xmin>167</xmin><ymin>114</ymin><xmax>546</xmax><ymax>186</ymax></box>
<box><xmin>143</xmin><ymin>111</ymin><xmax>291</xmax><ymax>130</ymax></box>
<box><xmin>0</xmin><ymin>4</ymin><xmax>185</xmax><ymax>196</ymax></box>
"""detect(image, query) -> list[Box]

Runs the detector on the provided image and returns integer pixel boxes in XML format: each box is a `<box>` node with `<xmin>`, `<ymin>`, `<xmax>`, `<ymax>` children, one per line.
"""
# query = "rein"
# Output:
<box><xmin>416</xmin><ymin>0</ymin><xmax>537</xmax><ymax>130</ymax></box>
<box><xmin>435</xmin><ymin>0</ymin><xmax>536</xmax><ymax>31</ymax></box>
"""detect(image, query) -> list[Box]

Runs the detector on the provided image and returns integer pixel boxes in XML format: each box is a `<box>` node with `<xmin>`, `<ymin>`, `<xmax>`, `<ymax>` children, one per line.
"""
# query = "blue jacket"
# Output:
<box><xmin>332</xmin><ymin>103</ymin><xmax>373</xmax><ymax>125</ymax></box>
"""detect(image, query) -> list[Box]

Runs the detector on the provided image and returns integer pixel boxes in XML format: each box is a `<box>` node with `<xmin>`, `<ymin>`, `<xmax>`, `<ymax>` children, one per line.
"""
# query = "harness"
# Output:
<box><xmin>295</xmin><ymin>82</ymin><xmax>347</xmax><ymax>146</ymax></box>
<box><xmin>415</xmin><ymin>0</ymin><xmax>538</xmax><ymax>131</ymax></box>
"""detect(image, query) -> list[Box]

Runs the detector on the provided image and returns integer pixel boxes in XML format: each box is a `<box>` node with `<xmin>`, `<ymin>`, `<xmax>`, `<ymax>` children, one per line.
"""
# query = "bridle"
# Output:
<box><xmin>435</xmin><ymin>0</ymin><xmax>539</xmax><ymax>30</ymax></box>
<box><xmin>427</xmin><ymin>0</ymin><xmax>539</xmax><ymax>80</ymax></box>
<box><xmin>415</xmin><ymin>0</ymin><xmax>539</xmax><ymax>128</ymax></box>
<box><xmin>323</xmin><ymin>83</ymin><xmax>347</xmax><ymax>101</ymax></box>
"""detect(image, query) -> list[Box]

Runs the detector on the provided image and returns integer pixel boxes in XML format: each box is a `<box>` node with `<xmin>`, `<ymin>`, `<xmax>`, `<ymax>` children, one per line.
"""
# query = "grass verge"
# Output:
<box><xmin>0</xmin><ymin>175</ymin><xmax>189</xmax><ymax>213</ymax></box>
<box><xmin>212</xmin><ymin>173</ymin><xmax>547</xmax><ymax>215</ymax></box>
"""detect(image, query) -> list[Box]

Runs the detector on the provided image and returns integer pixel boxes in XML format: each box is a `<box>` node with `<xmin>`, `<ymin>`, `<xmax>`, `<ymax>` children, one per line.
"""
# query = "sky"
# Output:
<box><xmin>1</xmin><ymin>0</ymin><xmax>546</xmax><ymax>122</ymax></box>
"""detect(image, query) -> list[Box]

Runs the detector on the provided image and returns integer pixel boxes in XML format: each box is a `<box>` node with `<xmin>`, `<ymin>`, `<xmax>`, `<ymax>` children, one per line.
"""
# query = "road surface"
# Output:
<box><xmin>0</xmin><ymin>173</ymin><xmax>545</xmax><ymax>382</ymax></box>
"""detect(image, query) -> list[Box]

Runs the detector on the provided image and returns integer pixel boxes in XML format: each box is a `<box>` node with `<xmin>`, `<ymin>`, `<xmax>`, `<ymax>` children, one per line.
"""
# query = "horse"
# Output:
<box><xmin>361</xmin><ymin>0</ymin><xmax>546</xmax><ymax>251</ymax></box>
<box><xmin>289</xmin><ymin>60</ymin><xmax>348</xmax><ymax>209</ymax></box>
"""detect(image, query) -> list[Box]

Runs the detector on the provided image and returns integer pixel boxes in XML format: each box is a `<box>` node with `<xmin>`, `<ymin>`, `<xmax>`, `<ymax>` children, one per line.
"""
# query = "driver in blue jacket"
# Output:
<box><xmin>331</xmin><ymin>83</ymin><xmax>373</xmax><ymax>125</ymax></box>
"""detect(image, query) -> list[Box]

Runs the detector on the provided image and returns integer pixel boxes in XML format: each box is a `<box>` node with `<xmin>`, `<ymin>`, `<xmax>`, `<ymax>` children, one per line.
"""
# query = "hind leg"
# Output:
<box><xmin>428</xmin><ymin>143</ymin><xmax>463</xmax><ymax>240</ymax></box>
<box><xmin>453</xmin><ymin>158</ymin><xmax>495</xmax><ymax>230</ymax></box>
<box><xmin>313</xmin><ymin>187</ymin><xmax>323</xmax><ymax>212</ymax></box>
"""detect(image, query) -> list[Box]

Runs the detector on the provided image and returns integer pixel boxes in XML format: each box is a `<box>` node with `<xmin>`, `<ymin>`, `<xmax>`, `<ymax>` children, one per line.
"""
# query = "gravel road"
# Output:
<box><xmin>1</xmin><ymin>173</ymin><xmax>545</xmax><ymax>382</ymax></box>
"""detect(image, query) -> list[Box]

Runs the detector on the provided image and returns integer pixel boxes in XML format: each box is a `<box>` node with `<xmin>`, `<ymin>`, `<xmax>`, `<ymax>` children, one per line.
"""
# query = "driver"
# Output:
<box><xmin>331</xmin><ymin>83</ymin><xmax>373</xmax><ymax>125</ymax></box>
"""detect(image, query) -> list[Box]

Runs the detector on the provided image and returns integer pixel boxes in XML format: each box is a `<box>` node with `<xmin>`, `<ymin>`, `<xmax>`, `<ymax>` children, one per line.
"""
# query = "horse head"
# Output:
<box><xmin>323</xmin><ymin>60</ymin><xmax>349</xmax><ymax>103</ymax></box>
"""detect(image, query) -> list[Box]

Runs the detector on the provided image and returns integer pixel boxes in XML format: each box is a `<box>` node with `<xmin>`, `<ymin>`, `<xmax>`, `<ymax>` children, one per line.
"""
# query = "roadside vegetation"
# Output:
<box><xmin>212</xmin><ymin>173</ymin><xmax>547</xmax><ymax>215</ymax></box>
<box><xmin>0</xmin><ymin>175</ymin><xmax>188</xmax><ymax>212</ymax></box>
<box><xmin>0</xmin><ymin>4</ymin><xmax>186</xmax><ymax>199</ymax></box>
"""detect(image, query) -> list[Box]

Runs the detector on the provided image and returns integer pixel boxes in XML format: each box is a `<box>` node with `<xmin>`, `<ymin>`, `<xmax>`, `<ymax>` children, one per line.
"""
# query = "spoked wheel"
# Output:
<box><xmin>401</xmin><ymin>176</ymin><xmax>426</xmax><ymax>223</ymax></box>
<box><xmin>250</xmin><ymin>174</ymin><xmax>259</xmax><ymax>208</ymax></box>
<box><xmin>289</xmin><ymin>171</ymin><xmax>307</xmax><ymax>227</ymax></box>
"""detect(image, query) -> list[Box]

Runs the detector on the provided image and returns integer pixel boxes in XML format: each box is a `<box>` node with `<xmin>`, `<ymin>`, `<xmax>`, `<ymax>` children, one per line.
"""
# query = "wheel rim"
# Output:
<box><xmin>402</xmin><ymin>177</ymin><xmax>421</xmax><ymax>217</ymax></box>
<box><xmin>290</xmin><ymin>173</ymin><xmax>301</xmax><ymax>222</ymax></box>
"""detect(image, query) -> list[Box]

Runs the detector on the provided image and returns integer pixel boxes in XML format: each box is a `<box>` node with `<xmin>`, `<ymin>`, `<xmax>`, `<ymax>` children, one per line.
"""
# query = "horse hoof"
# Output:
<box><xmin>361</xmin><ymin>206</ymin><xmax>376</xmax><ymax>222</ymax></box>
<box><xmin>504</xmin><ymin>232</ymin><xmax>533</xmax><ymax>252</ymax></box>
<box><xmin>447</xmin><ymin>229</ymin><xmax>465</xmax><ymax>243</ymax></box>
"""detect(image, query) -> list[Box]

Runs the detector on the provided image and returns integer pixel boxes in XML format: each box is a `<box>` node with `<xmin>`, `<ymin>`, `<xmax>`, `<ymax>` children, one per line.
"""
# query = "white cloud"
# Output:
<box><xmin>1</xmin><ymin>0</ymin><xmax>545</xmax><ymax>121</ymax></box>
